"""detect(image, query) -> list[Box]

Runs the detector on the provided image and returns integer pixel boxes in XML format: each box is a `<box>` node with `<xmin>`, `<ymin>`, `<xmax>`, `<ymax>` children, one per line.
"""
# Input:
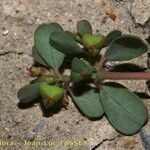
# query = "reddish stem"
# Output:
<box><xmin>98</xmin><ymin>56</ymin><xmax>107</xmax><ymax>70</ymax></box>
<box><xmin>98</xmin><ymin>70</ymin><xmax>150</xmax><ymax>80</ymax></box>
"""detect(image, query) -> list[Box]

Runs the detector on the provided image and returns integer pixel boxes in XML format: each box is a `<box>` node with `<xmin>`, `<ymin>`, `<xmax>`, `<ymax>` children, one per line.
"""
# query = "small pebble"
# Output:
<box><xmin>2</xmin><ymin>30</ymin><xmax>9</xmax><ymax>36</ymax></box>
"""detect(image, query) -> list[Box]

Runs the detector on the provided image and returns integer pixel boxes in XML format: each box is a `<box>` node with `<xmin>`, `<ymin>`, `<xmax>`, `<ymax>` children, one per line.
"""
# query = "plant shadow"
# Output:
<box><xmin>134</xmin><ymin>92</ymin><xmax>150</xmax><ymax>100</ymax></box>
<box><xmin>39</xmin><ymin>101</ymin><xmax>63</xmax><ymax>117</ymax></box>
<box><xmin>17</xmin><ymin>97</ymin><xmax>62</xmax><ymax>117</ymax></box>
<box><xmin>109</xmin><ymin>63</ymin><xmax>146</xmax><ymax>72</ymax></box>
<box><xmin>17</xmin><ymin>98</ymin><xmax>39</xmax><ymax>109</ymax></box>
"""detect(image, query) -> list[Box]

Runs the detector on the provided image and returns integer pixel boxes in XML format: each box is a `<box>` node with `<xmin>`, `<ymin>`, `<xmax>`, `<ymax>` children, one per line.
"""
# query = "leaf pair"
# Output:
<box><xmin>33</xmin><ymin>22</ymin><xmax>89</xmax><ymax>67</ymax></box>
<box><xmin>70</xmin><ymin>82</ymin><xmax>148</xmax><ymax>135</ymax></box>
<box><xmin>76</xmin><ymin>20</ymin><xmax>148</xmax><ymax>61</ymax></box>
<box><xmin>35</xmin><ymin>20</ymin><xmax>94</xmax><ymax>63</ymax></box>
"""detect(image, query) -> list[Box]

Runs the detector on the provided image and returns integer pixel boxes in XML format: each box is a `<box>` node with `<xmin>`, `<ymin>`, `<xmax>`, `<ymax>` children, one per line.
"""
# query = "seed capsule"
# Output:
<box><xmin>82</xmin><ymin>33</ymin><xmax>105</xmax><ymax>49</ymax></box>
<box><xmin>39</xmin><ymin>83</ymin><xmax>64</xmax><ymax>108</ymax></box>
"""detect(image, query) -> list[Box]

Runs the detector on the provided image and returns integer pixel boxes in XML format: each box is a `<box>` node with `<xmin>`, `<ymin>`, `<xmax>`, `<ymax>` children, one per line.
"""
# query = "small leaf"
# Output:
<box><xmin>71</xmin><ymin>58</ymin><xmax>95</xmax><ymax>82</ymax></box>
<box><xmin>103</xmin><ymin>30</ymin><xmax>122</xmax><ymax>47</ymax></box>
<box><xmin>64</xmin><ymin>31</ymin><xmax>82</xmax><ymax>45</ymax></box>
<box><xmin>32</xmin><ymin>46</ymin><xmax>48</xmax><ymax>67</ymax></box>
<box><xmin>77</xmin><ymin>20</ymin><xmax>92</xmax><ymax>37</ymax></box>
<box><xmin>18</xmin><ymin>83</ymin><xmax>40</xmax><ymax>103</ymax></box>
<box><xmin>105</xmin><ymin>35</ymin><xmax>148</xmax><ymax>61</ymax></box>
<box><xmin>50</xmin><ymin>31</ymin><xmax>83</xmax><ymax>54</ymax></box>
<box><xmin>65</xmin><ymin>31</ymin><xmax>75</xmax><ymax>39</ymax></box>
<box><xmin>49</xmin><ymin>22</ymin><xmax>63</xmax><ymax>31</ymax></box>
<box><xmin>34</xmin><ymin>23</ymin><xmax>65</xmax><ymax>69</ymax></box>
<box><xmin>100</xmin><ymin>82</ymin><xmax>148</xmax><ymax>135</ymax></box>
<box><xmin>70</xmin><ymin>88</ymin><xmax>104</xmax><ymax>118</ymax></box>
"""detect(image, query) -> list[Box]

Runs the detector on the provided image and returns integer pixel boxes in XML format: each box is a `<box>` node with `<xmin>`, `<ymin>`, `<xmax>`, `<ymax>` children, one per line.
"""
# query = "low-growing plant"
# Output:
<box><xmin>18</xmin><ymin>20</ymin><xmax>149</xmax><ymax>135</ymax></box>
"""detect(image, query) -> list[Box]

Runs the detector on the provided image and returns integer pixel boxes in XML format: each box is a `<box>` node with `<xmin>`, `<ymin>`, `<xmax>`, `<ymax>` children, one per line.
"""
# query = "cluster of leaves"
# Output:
<box><xmin>18</xmin><ymin>20</ymin><xmax>149</xmax><ymax>135</ymax></box>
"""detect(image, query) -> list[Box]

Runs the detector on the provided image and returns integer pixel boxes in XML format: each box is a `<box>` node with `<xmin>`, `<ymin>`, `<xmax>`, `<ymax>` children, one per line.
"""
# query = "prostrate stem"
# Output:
<box><xmin>98</xmin><ymin>70</ymin><xmax>150</xmax><ymax>80</ymax></box>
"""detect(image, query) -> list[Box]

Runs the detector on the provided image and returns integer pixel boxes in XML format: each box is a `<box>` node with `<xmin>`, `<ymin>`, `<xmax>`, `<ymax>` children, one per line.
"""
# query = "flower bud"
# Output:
<box><xmin>27</xmin><ymin>67</ymin><xmax>41</xmax><ymax>77</ymax></box>
<box><xmin>39</xmin><ymin>67</ymin><xmax>51</xmax><ymax>76</ymax></box>
<box><xmin>27</xmin><ymin>67</ymin><xmax>51</xmax><ymax>77</ymax></box>
<box><xmin>39</xmin><ymin>83</ymin><xmax>64</xmax><ymax>108</ymax></box>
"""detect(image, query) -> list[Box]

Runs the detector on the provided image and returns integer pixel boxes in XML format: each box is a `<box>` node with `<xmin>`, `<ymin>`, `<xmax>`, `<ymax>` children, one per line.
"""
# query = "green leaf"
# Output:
<box><xmin>70</xmin><ymin>88</ymin><xmax>104</xmax><ymax>118</ymax></box>
<box><xmin>49</xmin><ymin>22</ymin><xmax>63</xmax><ymax>31</ymax></box>
<box><xmin>65</xmin><ymin>31</ymin><xmax>75</xmax><ymax>39</ymax></box>
<box><xmin>103</xmin><ymin>30</ymin><xmax>122</xmax><ymax>47</ymax></box>
<box><xmin>105</xmin><ymin>35</ymin><xmax>148</xmax><ymax>61</ymax></box>
<box><xmin>34</xmin><ymin>23</ymin><xmax>65</xmax><ymax>69</ymax></box>
<box><xmin>71</xmin><ymin>58</ymin><xmax>95</xmax><ymax>82</ymax></box>
<box><xmin>77</xmin><ymin>20</ymin><xmax>92</xmax><ymax>37</ymax></box>
<box><xmin>32</xmin><ymin>46</ymin><xmax>48</xmax><ymax>67</ymax></box>
<box><xmin>100</xmin><ymin>82</ymin><xmax>148</xmax><ymax>135</ymax></box>
<box><xmin>65</xmin><ymin>31</ymin><xmax>83</xmax><ymax>44</ymax></box>
<box><xmin>50</xmin><ymin>31</ymin><xmax>83</xmax><ymax>54</ymax></box>
<box><xmin>18</xmin><ymin>83</ymin><xmax>40</xmax><ymax>103</ymax></box>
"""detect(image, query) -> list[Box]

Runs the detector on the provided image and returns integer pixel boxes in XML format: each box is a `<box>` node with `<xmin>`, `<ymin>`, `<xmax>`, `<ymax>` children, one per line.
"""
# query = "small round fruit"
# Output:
<box><xmin>39</xmin><ymin>83</ymin><xmax>64</xmax><ymax>108</ymax></box>
<box><xmin>82</xmin><ymin>33</ymin><xmax>105</xmax><ymax>49</ymax></box>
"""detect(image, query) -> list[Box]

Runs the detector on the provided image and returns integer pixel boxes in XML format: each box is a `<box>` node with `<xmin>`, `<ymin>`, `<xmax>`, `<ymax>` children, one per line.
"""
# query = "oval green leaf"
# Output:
<box><xmin>50</xmin><ymin>31</ymin><xmax>83</xmax><ymax>54</ymax></box>
<box><xmin>105</xmin><ymin>35</ymin><xmax>148</xmax><ymax>61</ymax></box>
<box><xmin>77</xmin><ymin>20</ymin><xmax>92</xmax><ymax>37</ymax></box>
<box><xmin>34</xmin><ymin>23</ymin><xmax>65</xmax><ymax>69</ymax></box>
<box><xmin>49</xmin><ymin>22</ymin><xmax>63</xmax><ymax>31</ymax></box>
<box><xmin>71</xmin><ymin>58</ymin><xmax>96</xmax><ymax>82</ymax></box>
<box><xmin>103</xmin><ymin>30</ymin><xmax>122</xmax><ymax>47</ymax></box>
<box><xmin>100</xmin><ymin>82</ymin><xmax>148</xmax><ymax>135</ymax></box>
<box><xmin>70</xmin><ymin>88</ymin><xmax>104</xmax><ymax>118</ymax></box>
<box><xmin>18</xmin><ymin>83</ymin><xmax>40</xmax><ymax>103</ymax></box>
<box><xmin>32</xmin><ymin>46</ymin><xmax>48</xmax><ymax>67</ymax></box>
<box><xmin>65</xmin><ymin>31</ymin><xmax>75</xmax><ymax>39</ymax></box>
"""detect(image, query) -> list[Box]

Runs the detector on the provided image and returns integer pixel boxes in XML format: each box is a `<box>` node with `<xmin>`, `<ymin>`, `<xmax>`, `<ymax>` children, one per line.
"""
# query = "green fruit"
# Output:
<box><xmin>82</xmin><ymin>33</ymin><xmax>105</xmax><ymax>49</ymax></box>
<box><xmin>39</xmin><ymin>83</ymin><xmax>64</xmax><ymax>108</ymax></box>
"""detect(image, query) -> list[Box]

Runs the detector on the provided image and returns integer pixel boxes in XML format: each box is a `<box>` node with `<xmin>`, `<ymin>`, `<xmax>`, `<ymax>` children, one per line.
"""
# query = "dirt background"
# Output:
<box><xmin>0</xmin><ymin>0</ymin><xmax>150</xmax><ymax>150</ymax></box>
